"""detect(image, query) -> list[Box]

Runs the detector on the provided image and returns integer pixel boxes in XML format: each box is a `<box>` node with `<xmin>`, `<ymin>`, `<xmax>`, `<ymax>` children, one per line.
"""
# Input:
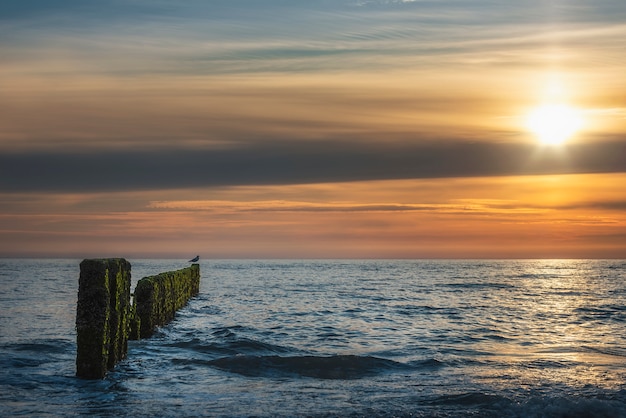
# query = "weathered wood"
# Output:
<box><xmin>76</xmin><ymin>260</ymin><xmax>200</xmax><ymax>378</ymax></box>
<box><xmin>76</xmin><ymin>258</ymin><xmax>132</xmax><ymax>379</ymax></box>
<box><xmin>134</xmin><ymin>264</ymin><xmax>200</xmax><ymax>338</ymax></box>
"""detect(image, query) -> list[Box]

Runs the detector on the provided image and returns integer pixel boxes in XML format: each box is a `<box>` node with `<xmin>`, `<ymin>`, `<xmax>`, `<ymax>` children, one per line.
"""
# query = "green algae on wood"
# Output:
<box><xmin>128</xmin><ymin>300</ymin><xmax>141</xmax><ymax>341</ymax></box>
<box><xmin>76</xmin><ymin>258</ymin><xmax>132</xmax><ymax>379</ymax></box>
<box><xmin>76</xmin><ymin>260</ymin><xmax>200</xmax><ymax>378</ymax></box>
<box><xmin>134</xmin><ymin>264</ymin><xmax>200</xmax><ymax>338</ymax></box>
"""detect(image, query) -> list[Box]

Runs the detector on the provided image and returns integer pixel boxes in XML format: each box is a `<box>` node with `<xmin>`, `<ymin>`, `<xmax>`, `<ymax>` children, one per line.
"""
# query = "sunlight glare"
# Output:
<box><xmin>526</xmin><ymin>104</ymin><xmax>583</xmax><ymax>146</ymax></box>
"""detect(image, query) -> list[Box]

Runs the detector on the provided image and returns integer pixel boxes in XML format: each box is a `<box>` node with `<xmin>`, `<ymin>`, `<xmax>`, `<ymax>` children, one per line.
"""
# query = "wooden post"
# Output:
<box><xmin>76</xmin><ymin>258</ymin><xmax>131</xmax><ymax>379</ymax></box>
<box><xmin>134</xmin><ymin>264</ymin><xmax>200</xmax><ymax>338</ymax></box>
<box><xmin>76</xmin><ymin>260</ymin><xmax>200</xmax><ymax>378</ymax></box>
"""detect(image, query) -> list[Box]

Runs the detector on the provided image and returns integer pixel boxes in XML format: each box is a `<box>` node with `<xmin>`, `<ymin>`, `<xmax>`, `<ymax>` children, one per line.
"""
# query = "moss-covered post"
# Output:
<box><xmin>134</xmin><ymin>264</ymin><xmax>200</xmax><ymax>338</ymax></box>
<box><xmin>76</xmin><ymin>258</ymin><xmax>132</xmax><ymax>379</ymax></box>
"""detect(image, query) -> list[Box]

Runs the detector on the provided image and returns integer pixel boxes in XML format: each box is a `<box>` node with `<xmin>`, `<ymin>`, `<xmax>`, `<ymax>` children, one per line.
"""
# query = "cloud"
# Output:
<box><xmin>2</xmin><ymin>172</ymin><xmax>625</xmax><ymax>258</ymax></box>
<box><xmin>147</xmin><ymin>197</ymin><xmax>626</xmax><ymax>221</ymax></box>
<box><xmin>557</xmin><ymin>200</ymin><xmax>626</xmax><ymax>211</ymax></box>
<box><xmin>2</xmin><ymin>139</ymin><xmax>625</xmax><ymax>193</ymax></box>
<box><xmin>3</xmin><ymin>0</ymin><xmax>626</xmax><ymax>78</ymax></box>
<box><xmin>147</xmin><ymin>199</ymin><xmax>489</xmax><ymax>214</ymax></box>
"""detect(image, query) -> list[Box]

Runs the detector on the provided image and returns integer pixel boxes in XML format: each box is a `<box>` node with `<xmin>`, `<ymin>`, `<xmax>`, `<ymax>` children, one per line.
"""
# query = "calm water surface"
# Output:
<box><xmin>1</xmin><ymin>259</ymin><xmax>625</xmax><ymax>417</ymax></box>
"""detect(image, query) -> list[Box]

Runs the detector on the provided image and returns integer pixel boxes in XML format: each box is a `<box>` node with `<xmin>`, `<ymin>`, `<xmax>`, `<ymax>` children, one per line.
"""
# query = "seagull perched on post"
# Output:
<box><xmin>188</xmin><ymin>255</ymin><xmax>199</xmax><ymax>263</ymax></box>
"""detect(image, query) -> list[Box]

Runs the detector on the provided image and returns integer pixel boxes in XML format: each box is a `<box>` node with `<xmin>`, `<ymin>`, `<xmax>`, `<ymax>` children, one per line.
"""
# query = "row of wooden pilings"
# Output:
<box><xmin>75</xmin><ymin>258</ymin><xmax>200</xmax><ymax>379</ymax></box>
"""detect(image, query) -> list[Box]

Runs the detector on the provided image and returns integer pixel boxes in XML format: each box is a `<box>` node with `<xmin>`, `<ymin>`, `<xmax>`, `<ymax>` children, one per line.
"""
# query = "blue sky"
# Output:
<box><xmin>4</xmin><ymin>0</ymin><xmax>625</xmax><ymax>77</ymax></box>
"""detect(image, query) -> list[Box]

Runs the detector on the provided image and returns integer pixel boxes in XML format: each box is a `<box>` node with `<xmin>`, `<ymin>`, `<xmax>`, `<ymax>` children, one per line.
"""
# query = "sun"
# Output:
<box><xmin>526</xmin><ymin>104</ymin><xmax>583</xmax><ymax>145</ymax></box>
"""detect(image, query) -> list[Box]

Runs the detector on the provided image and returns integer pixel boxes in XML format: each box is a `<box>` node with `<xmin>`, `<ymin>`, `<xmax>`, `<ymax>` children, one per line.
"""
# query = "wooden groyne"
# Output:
<box><xmin>76</xmin><ymin>259</ymin><xmax>132</xmax><ymax>379</ymax></box>
<box><xmin>76</xmin><ymin>259</ymin><xmax>200</xmax><ymax>379</ymax></box>
<box><xmin>134</xmin><ymin>264</ymin><xmax>200</xmax><ymax>338</ymax></box>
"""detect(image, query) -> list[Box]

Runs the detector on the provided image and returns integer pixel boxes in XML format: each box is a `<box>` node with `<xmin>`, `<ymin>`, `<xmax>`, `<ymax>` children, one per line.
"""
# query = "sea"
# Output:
<box><xmin>1</xmin><ymin>259</ymin><xmax>625</xmax><ymax>417</ymax></box>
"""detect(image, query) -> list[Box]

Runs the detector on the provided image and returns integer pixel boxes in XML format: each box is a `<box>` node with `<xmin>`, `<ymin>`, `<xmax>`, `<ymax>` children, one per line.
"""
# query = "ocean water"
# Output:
<box><xmin>1</xmin><ymin>259</ymin><xmax>626</xmax><ymax>417</ymax></box>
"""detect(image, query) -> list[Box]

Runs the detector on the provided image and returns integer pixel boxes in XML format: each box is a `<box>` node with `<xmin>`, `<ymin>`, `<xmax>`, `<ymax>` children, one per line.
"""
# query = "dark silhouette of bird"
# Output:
<box><xmin>188</xmin><ymin>255</ymin><xmax>199</xmax><ymax>263</ymax></box>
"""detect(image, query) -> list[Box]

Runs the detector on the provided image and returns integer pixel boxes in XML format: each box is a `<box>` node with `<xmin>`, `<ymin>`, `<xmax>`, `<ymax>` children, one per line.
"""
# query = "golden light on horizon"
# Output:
<box><xmin>526</xmin><ymin>103</ymin><xmax>584</xmax><ymax>146</ymax></box>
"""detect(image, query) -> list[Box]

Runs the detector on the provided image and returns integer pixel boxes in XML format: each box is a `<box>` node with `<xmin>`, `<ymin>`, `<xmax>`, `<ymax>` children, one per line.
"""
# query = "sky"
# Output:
<box><xmin>1</xmin><ymin>0</ymin><xmax>625</xmax><ymax>259</ymax></box>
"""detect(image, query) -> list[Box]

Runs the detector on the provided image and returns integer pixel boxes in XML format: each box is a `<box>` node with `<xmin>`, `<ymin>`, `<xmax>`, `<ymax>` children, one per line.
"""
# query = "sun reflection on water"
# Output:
<box><xmin>473</xmin><ymin>260</ymin><xmax>626</xmax><ymax>391</ymax></box>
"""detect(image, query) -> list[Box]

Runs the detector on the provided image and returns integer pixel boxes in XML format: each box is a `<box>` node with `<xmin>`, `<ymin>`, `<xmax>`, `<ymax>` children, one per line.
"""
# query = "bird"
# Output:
<box><xmin>188</xmin><ymin>255</ymin><xmax>199</xmax><ymax>263</ymax></box>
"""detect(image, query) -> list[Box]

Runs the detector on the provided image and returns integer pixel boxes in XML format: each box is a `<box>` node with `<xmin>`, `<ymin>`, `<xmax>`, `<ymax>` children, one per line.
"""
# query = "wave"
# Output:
<box><xmin>523</xmin><ymin>359</ymin><xmax>577</xmax><ymax>369</ymax></box>
<box><xmin>204</xmin><ymin>354</ymin><xmax>407</xmax><ymax>379</ymax></box>
<box><xmin>395</xmin><ymin>304</ymin><xmax>462</xmax><ymax>316</ymax></box>
<box><xmin>1</xmin><ymin>339</ymin><xmax>75</xmax><ymax>370</ymax></box>
<box><xmin>582</xmin><ymin>345</ymin><xmax>626</xmax><ymax>358</ymax></box>
<box><xmin>159</xmin><ymin>326</ymin><xmax>297</xmax><ymax>358</ymax></box>
<box><xmin>425</xmin><ymin>391</ymin><xmax>507</xmax><ymax>407</ymax></box>
<box><xmin>165</xmin><ymin>336</ymin><xmax>293</xmax><ymax>357</ymax></box>
<box><xmin>574</xmin><ymin>305</ymin><xmax>626</xmax><ymax>324</ymax></box>
<box><xmin>444</xmin><ymin>282</ymin><xmax>516</xmax><ymax>290</ymax></box>
<box><xmin>424</xmin><ymin>392</ymin><xmax>626</xmax><ymax>418</ymax></box>
<box><xmin>408</xmin><ymin>358</ymin><xmax>445</xmax><ymax>369</ymax></box>
<box><xmin>504</xmin><ymin>395</ymin><xmax>626</xmax><ymax>418</ymax></box>
<box><xmin>0</xmin><ymin>355</ymin><xmax>48</xmax><ymax>369</ymax></box>
<box><xmin>2</xmin><ymin>339</ymin><xmax>74</xmax><ymax>355</ymax></box>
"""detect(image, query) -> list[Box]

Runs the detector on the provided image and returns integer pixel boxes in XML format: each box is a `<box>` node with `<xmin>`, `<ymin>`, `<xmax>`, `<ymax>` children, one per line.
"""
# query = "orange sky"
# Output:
<box><xmin>1</xmin><ymin>1</ymin><xmax>625</xmax><ymax>258</ymax></box>
<box><xmin>2</xmin><ymin>173</ymin><xmax>625</xmax><ymax>258</ymax></box>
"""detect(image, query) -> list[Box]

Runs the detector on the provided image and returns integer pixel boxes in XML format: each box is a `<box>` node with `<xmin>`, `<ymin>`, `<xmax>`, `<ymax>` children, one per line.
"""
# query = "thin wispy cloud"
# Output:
<box><xmin>3</xmin><ymin>1</ymin><xmax>625</xmax><ymax>77</ymax></box>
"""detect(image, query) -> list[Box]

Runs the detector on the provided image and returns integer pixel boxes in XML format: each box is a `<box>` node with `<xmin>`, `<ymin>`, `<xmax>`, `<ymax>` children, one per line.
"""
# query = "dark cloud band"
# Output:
<box><xmin>1</xmin><ymin>140</ymin><xmax>624</xmax><ymax>192</ymax></box>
